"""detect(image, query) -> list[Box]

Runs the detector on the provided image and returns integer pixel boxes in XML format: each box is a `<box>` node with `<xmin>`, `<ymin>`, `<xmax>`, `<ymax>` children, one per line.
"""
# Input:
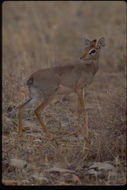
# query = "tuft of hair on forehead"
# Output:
<box><xmin>90</xmin><ymin>39</ymin><xmax>97</xmax><ymax>47</ymax></box>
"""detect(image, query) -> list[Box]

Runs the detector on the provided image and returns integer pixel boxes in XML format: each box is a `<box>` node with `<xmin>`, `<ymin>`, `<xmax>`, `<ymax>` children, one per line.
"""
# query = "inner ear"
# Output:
<box><xmin>97</xmin><ymin>37</ymin><xmax>105</xmax><ymax>48</ymax></box>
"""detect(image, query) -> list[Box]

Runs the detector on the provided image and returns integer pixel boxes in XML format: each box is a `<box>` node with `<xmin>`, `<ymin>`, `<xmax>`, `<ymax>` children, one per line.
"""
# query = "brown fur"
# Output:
<box><xmin>18</xmin><ymin>37</ymin><xmax>105</xmax><ymax>139</ymax></box>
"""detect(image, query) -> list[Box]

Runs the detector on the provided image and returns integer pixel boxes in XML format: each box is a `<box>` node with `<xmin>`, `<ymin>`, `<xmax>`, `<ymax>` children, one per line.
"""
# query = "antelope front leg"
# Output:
<box><xmin>76</xmin><ymin>89</ymin><xmax>89</xmax><ymax>138</ymax></box>
<box><xmin>77</xmin><ymin>100</ymin><xmax>82</xmax><ymax>134</ymax></box>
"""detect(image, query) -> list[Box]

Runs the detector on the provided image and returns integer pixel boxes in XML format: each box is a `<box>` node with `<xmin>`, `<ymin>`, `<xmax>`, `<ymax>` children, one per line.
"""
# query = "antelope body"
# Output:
<box><xmin>18</xmin><ymin>37</ymin><xmax>105</xmax><ymax>138</ymax></box>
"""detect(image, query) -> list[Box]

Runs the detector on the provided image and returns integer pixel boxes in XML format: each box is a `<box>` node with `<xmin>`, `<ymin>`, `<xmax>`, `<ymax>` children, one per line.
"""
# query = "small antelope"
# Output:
<box><xmin>18</xmin><ymin>37</ymin><xmax>105</xmax><ymax>138</ymax></box>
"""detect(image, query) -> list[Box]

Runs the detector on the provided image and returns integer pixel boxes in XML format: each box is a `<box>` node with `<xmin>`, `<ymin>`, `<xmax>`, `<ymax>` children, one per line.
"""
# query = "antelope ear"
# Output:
<box><xmin>97</xmin><ymin>37</ymin><xmax>105</xmax><ymax>48</ymax></box>
<box><xmin>84</xmin><ymin>37</ymin><xmax>90</xmax><ymax>47</ymax></box>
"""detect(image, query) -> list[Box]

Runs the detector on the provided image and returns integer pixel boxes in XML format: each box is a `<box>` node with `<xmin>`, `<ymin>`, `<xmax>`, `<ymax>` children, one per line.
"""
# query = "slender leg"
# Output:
<box><xmin>76</xmin><ymin>89</ymin><xmax>84</xmax><ymax>133</ymax></box>
<box><xmin>77</xmin><ymin>99</ymin><xmax>82</xmax><ymax>133</ymax></box>
<box><xmin>18</xmin><ymin>99</ymin><xmax>32</xmax><ymax>136</ymax></box>
<box><xmin>76</xmin><ymin>89</ymin><xmax>89</xmax><ymax>138</ymax></box>
<box><xmin>34</xmin><ymin>95</ymin><xmax>56</xmax><ymax>138</ymax></box>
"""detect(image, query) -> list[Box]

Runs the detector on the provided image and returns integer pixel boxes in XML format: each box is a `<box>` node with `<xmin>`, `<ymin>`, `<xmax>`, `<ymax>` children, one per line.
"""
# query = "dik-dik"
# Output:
<box><xmin>18</xmin><ymin>37</ymin><xmax>105</xmax><ymax>138</ymax></box>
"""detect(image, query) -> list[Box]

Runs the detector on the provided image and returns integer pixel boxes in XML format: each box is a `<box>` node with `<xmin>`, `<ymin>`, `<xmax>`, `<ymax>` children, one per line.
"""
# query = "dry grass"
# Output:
<box><xmin>2</xmin><ymin>1</ymin><xmax>126</xmax><ymax>185</ymax></box>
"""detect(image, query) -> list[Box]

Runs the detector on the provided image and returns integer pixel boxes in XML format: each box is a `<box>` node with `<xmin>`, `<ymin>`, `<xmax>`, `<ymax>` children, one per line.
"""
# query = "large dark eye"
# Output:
<box><xmin>89</xmin><ymin>49</ymin><xmax>96</xmax><ymax>55</ymax></box>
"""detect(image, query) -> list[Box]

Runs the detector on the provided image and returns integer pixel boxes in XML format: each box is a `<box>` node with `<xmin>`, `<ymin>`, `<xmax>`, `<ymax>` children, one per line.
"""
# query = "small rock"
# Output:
<box><xmin>32</xmin><ymin>174</ymin><xmax>48</xmax><ymax>184</ymax></box>
<box><xmin>83</xmin><ymin>161</ymin><xmax>117</xmax><ymax>179</ymax></box>
<box><xmin>107</xmin><ymin>171</ymin><xmax>118</xmax><ymax>180</ymax></box>
<box><xmin>88</xmin><ymin>162</ymin><xmax>115</xmax><ymax>171</ymax></box>
<box><xmin>33</xmin><ymin>139</ymin><xmax>42</xmax><ymax>143</ymax></box>
<box><xmin>10</xmin><ymin>159</ymin><xmax>27</xmax><ymax>169</ymax></box>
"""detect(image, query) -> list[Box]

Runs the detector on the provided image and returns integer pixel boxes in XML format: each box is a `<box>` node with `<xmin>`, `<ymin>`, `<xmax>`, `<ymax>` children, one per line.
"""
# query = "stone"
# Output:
<box><xmin>10</xmin><ymin>159</ymin><xmax>27</xmax><ymax>169</ymax></box>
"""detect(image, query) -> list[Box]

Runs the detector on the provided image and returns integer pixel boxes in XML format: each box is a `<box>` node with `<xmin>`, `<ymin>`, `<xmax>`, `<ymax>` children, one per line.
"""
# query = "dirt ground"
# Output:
<box><xmin>2</xmin><ymin>1</ymin><xmax>126</xmax><ymax>186</ymax></box>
